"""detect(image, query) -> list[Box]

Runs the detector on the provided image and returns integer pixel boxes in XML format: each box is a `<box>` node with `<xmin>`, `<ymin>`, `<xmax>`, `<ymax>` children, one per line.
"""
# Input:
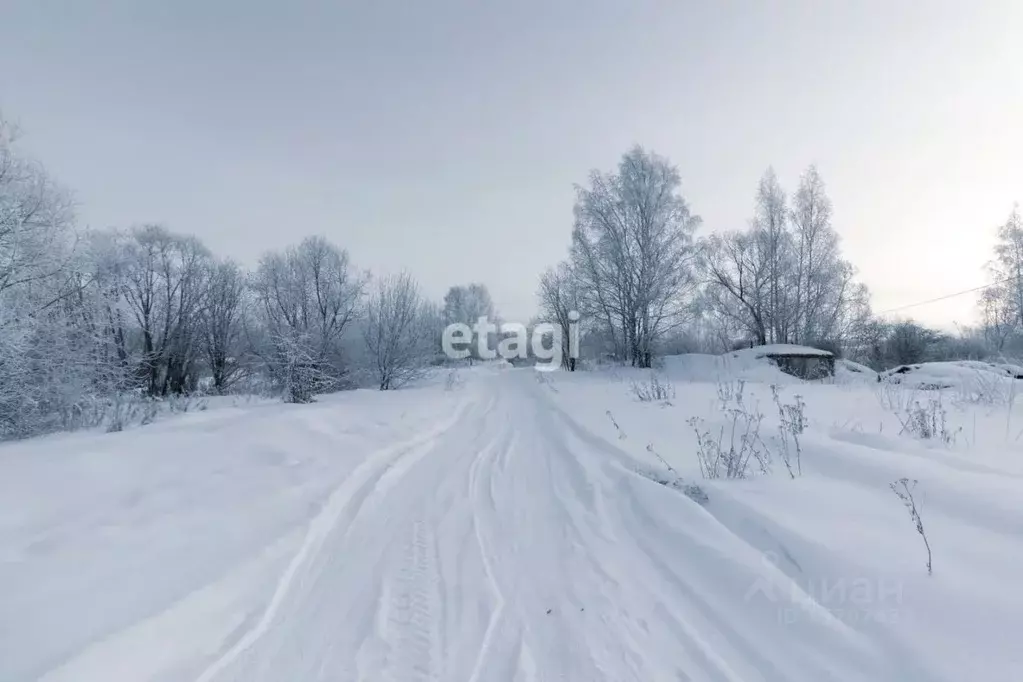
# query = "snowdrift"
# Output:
<box><xmin>542</xmin><ymin>364</ymin><xmax>1023</xmax><ymax>682</ymax></box>
<box><xmin>656</xmin><ymin>345</ymin><xmax>840</xmax><ymax>385</ymax></box>
<box><xmin>835</xmin><ymin>358</ymin><xmax>880</xmax><ymax>383</ymax></box>
<box><xmin>660</xmin><ymin>346</ymin><xmax>823</xmax><ymax>384</ymax></box>
<box><xmin>3</xmin><ymin>361</ymin><xmax>1023</xmax><ymax>681</ymax></box>
<box><xmin>880</xmin><ymin>360</ymin><xmax>1023</xmax><ymax>396</ymax></box>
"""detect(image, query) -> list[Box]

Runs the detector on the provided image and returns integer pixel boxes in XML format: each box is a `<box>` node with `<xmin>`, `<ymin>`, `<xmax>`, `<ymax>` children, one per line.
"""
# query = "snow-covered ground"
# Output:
<box><xmin>3</xmin><ymin>358</ymin><xmax>1023</xmax><ymax>681</ymax></box>
<box><xmin>880</xmin><ymin>359</ymin><xmax>1023</xmax><ymax>393</ymax></box>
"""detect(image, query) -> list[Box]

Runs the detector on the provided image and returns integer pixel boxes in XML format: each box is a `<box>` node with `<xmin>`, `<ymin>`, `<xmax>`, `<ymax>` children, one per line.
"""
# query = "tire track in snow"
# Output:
<box><xmin>193</xmin><ymin>398</ymin><xmax>472</xmax><ymax>682</ymax></box>
<box><xmin>514</xmin><ymin>372</ymin><xmax>791</xmax><ymax>680</ymax></box>
<box><xmin>381</xmin><ymin>520</ymin><xmax>442</xmax><ymax>682</ymax></box>
<box><xmin>465</xmin><ymin>423</ymin><xmax>523</xmax><ymax>682</ymax></box>
<box><xmin>527</xmin><ymin>375</ymin><xmax>889</xmax><ymax>680</ymax></box>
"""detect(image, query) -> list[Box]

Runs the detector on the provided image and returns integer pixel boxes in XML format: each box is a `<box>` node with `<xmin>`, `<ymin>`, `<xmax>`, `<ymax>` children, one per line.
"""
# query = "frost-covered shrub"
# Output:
<box><xmin>444</xmin><ymin>369</ymin><xmax>463</xmax><ymax>391</ymax></box>
<box><xmin>877</xmin><ymin>382</ymin><xmax>960</xmax><ymax>445</ymax></box>
<box><xmin>639</xmin><ymin>468</ymin><xmax>710</xmax><ymax>505</ymax></box>
<box><xmin>771</xmin><ymin>385</ymin><xmax>806</xmax><ymax>478</ymax></box>
<box><xmin>637</xmin><ymin>446</ymin><xmax>709</xmax><ymax>505</ymax></box>
<box><xmin>716</xmin><ymin>378</ymin><xmax>747</xmax><ymax>412</ymax></box>
<box><xmin>166</xmin><ymin>394</ymin><xmax>209</xmax><ymax>414</ymax></box>
<box><xmin>103</xmin><ymin>394</ymin><xmax>159</xmax><ymax>433</ymax></box>
<box><xmin>905</xmin><ymin>399</ymin><xmax>957</xmax><ymax>443</ymax></box>
<box><xmin>0</xmin><ymin>303</ymin><xmax>138</xmax><ymax>439</ymax></box>
<box><xmin>703</xmin><ymin>381</ymin><xmax>766</xmax><ymax>477</ymax></box>
<box><xmin>890</xmin><ymin>478</ymin><xmax>933</xmax><ymax>576</ymax></box>
<box><xmin>689</xmin><ymin>382</ymin><xmax>770</xmax><ymax>479</ymax></box>
<box><xmin>605</xmin><ymin>410</ymin><xmax>627</xmax><ymax>439</ymax></box>
<box><xmin>952</xmin><ymin>367</ymin><xmax>1019</xmax><ymax>408</ymax></box>
<box><xmin>630</xmin><ymin>372</ymin><xmax>675</xmax><ymax>403</ymax></box>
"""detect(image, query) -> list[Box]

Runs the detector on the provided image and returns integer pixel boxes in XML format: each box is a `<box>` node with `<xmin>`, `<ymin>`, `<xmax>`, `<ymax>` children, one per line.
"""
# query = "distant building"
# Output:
<box><xmin>751</xmin><ymin>344</ymin><xmax>835</xmax><ymax>380</ymax></box>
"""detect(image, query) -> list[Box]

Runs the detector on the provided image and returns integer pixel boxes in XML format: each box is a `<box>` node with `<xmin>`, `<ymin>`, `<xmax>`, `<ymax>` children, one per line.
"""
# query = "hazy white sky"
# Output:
<box><xmin>1</xmin><ymin>0</ymin><xmax>1021</xmax><ymax>328</ymax></box>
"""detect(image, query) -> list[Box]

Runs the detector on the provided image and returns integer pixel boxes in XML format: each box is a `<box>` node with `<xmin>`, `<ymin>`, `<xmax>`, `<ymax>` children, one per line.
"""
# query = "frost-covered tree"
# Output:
<box><xmin>981</xmin><ymin>205</ymin><xmax>1023</xmax><ymax>350</ymax></box>
<box><xmin>442</xmin><ymin>283</ymin><xmax>494</xmax><ymax>325</ymax></box>
<box><xmin>250</xmin><ymin>236</ymin><xmax>367</xmax><ymax>396</ymax></box>
<box><xmin>120</xmin><ymin>225</ymin><xmax>212</xmax><ymax>395</ymax></box>
<box><xmin>570</xmin><ymin>146</ymin><xmax>701</xmax><ymax>367</ymax></box>
<box><xmin>364</xmin><ymin>272</ymin><xmax>434</xmax><ymax>390</ymax></box>
<box><xmin>537</xmin><ymin>261</ymin><xmax>582</xmax><ymax>369</ymax></box>
<box><xmin>0</xmin><ymin>111</ymin><xmax>430</xmax><ymax>431</ymax></box>
<box><xmin>0</xmin><ymin>116</ymin><xmax>74</xmax><ymax>301</ymax></box>
<box><xmin>0</xmin><ymin>113</ymin><xmax>118</xmax><ymax>437</ymax></box>
<box><xmin>703</xmin><ymin>165</ymin><xmax>865</xmax><ymax>350</ymax></box>
<box><xmin>201</xmin><ymin>259</ymin><xmax>246</xmax><ymax>393</ymax></box>
<box><xmin>789</xmin><ymin>166</ymin><xmax>857</xmax><ymax>345</ymax></box>
<box><xmin>703</xmin><ymin>229</ymin><xmax>770</xmax><ymax>345</ymax></box>
<box><xmin>885</xmin><ymin>320</ymin><xmax>938</xmax><ymax>366</ymax></box>
<box><xmin>980</xmin><ymin>284</ymin><xmax>1015</xmax><ymax>352</ymax></box>
<box><xmin>753</xmin><ymin>168</ymin><xmax>792</xmax><ymax>343</ymax></box>
<box><xmin>442</xmin><ymin>283</ymin><xmax>495</xmax><ymax>362</ymax></box>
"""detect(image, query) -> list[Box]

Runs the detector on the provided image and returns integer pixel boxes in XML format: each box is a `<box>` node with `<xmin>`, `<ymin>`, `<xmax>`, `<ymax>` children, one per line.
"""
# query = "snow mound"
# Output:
<box><xmin>880</xmin><ymin>360</ymin><xmax>1022</xmax><ymax>394</ymax></box>
<box><xmin>660</xmin><ymin>349</ymin><xmax>800</xmax><ymax>384</ymax></box>
<box><xmin>835</xmin><ymin>358</ymin><xmax>879</xmax><ymax>383</ymax></box>
<box><xmin>742</xmin><ymin>343</ymin><xmax>834</xmax><ymax>357</ymax></box>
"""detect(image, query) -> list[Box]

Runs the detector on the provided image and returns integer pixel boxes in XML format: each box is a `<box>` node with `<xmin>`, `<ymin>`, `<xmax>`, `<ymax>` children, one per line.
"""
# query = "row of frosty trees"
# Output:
<box><xmin>538</xmin><ymin>146</ymin><xmax>1023</xmax><ymax>372</ymax></box>
<box><xmin>4</xmin><ymin>109</ymin><xmax>1022</xmax><ymax>439</ymax></box>
<box><xmin>538</xmin><ymin>145</ymin><xmax>870</xmax><ymax>368</ymax></box>
<box><xmin>0</xmin><ymin>114</ymin><xmax>507</xmax><ymax>439</ymax></box>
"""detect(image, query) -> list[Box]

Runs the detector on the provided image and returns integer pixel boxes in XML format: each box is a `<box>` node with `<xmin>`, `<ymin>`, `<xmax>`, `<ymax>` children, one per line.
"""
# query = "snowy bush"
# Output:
<box><xmin>104</xmin><ymin>394</ymin><xmax>159</xmax><ymax>433</ymax></box>
<box><xmin>890</xmin><ymin>478</ymin><xmax>933</xmax><ymax>576</ymax></box>
<box><xmin>688</xmin><ymin>379</ymin><xmax>771</xmax><ymax>479</ymax></box>
<box><xmin>535</xmin><ymin>370</ymin><xmax>559</xmax><ymax>393</ymax></box>
<box><xmin>268</xmin><ymin>331</ymin><xmax>333</xmax><ymax>404</ymax></box>
<box><xmin>605</xmin><ymin>410</ymin><xmax>627</xmax><ymax>440</ymax></box>
<box><xmin>688</xmin><ymin>381</ymin><xmax>770</xmax><ymax>479</ymax></box>
<box><xmin>636</xmin><ymin>461</ymin><xmax>709</xmax><ymax>506</ymax></box>
<box><xmin>166</xmin><ymin>394</ymin><xmax>209</xmax><ymax>414</ymax></box>
<box><xmin>444</xmin><ymin>369</ymin><xmax>463</xmax><ymax>392</ymax></box>
<box><xmin>715</xmin><ymin>378</ymin><xmax>746</xmax><ymax>411</ymax></box>
<box><xmin>876</xmin><ymin>381</ymin><xmax>961</xmax><ymax>444</ymax></box>
<box><xmin>630</xmin><ymin>372</ymin><xmax>675</xmax><ymax>403</ymax></box>
<box><xmin>688</xmin><ymin>414</ymin><xmax>766</xmax><ymax>479</ymax></box>
<box><xmin>770</xmin><ymin>385</ymin><xmax>806</xmax><ymax>478</ymax></box>
<box><xmin>946</xmin><ymin>365</ymin><xmax>1021</xmax><ymax>411</ymax></box>
<box><xmin>905</xmin><ymin>398</ymin><xmax>958</xmax><ymax>444</ymax></box>
<box><xmin>363</xmin><ymin>272</ymin><xmax>436</xmax><ymax>391</ymax></box>
<box><xmin>876</xmin><ymin>381</ymin><xmax>917</xmax><ymax>415</ymax></box>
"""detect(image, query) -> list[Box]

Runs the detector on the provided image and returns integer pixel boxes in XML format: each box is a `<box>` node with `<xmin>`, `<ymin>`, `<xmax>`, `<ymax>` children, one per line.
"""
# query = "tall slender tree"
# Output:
<box><xmin>570</xmin><ymin>146</ymin><xmax>701</xmax><ymax>367</ymax></box>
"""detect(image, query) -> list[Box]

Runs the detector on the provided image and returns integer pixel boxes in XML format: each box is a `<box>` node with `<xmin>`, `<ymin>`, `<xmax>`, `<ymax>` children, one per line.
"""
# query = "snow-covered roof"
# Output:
<box><xmin>747</xmin><ymin>344</ymin><xmax>834</xmax><ymax>358</ymax></box>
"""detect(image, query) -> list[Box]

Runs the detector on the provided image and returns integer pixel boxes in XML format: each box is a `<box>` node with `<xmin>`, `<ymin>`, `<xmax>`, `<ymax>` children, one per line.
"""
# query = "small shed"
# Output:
<box><xmin>752</xmin><ymin>344</ymin><xmax>835</xmax><ymax>380</ymax></box>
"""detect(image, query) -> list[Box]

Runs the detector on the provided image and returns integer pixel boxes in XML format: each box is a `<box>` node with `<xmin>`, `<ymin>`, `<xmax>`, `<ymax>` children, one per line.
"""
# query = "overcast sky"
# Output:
<box><xmin>2</xmin><ymin>0</ymin><xmax>1021</xmax><ymax>328</ymax></box>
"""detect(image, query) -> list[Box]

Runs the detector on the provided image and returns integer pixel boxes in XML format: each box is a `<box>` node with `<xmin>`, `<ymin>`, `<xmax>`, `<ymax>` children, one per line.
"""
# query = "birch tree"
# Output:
<box><xmin>537</xmin><ymin>261</ymin><xmax>581</xmax><ymax>368</ymax></box>
<box><xmin>752</xmin><ymin>168</ymin><xmax>792</xmax><ymax>343</ymax></box>
<box><xmin>442</xmin><ymin>283</ymin><xmax>495</xmax><ymax>362</ymax></box>
<box><xmin>0</xmin><ymin>116</ymin><xmax>75</xmax><ymax>302</ymax></box>
<box><xmin>703</xmin><ymin>230</ymin><xmax>770</xmax><ymax>345</ymax></box>
<box><xmin>250</xmin><ymin>236</ymin><xmax>367</xmax><ymax>397</ymax></box>
<box><xmin>701</xmin><ymin>165</ymin><xmax>865</xmax><ymax>351</ymax></box>
<box><xmin>120</xmin><ymin>225</ymin><xmax>212</xmax><ymax>395</ymax></box>
<box><xmin>982</xmin><ymin>205</ymin><xmax>1023</xmax><ymax>349</ymax></box>
<box><xmin>570</xmin><ymin>146</ymin><xmax>701</xmax><ymax>367</ymax></box>
<box><xmin>790</xmin><ymin>165</ymin><xmax>850</xmax><ymax>344</ymax></box>
<box><xmin>202</xmin><ymin>259</ymin><xmax>246</xmax><ymax>393</ymax></box>
<box><xmin>364</xmin><ymin>272</ymin><xmax>434</xmax><ymax>390</ymax></box>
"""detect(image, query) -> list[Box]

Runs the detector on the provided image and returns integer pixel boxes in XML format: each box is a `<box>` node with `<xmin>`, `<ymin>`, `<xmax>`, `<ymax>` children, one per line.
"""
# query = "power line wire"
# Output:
<box><xmin>875</xmin><ymin>276</ymin><xmax>1013</xmax><ymax>316</ymax></box>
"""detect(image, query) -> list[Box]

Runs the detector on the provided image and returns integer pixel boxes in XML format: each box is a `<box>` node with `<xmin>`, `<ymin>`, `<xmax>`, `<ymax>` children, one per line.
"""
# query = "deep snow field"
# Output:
<box><xmin>2</xmin><ymin>354</ymin><xmax>1022</xmax><ymax>681</ymax></box>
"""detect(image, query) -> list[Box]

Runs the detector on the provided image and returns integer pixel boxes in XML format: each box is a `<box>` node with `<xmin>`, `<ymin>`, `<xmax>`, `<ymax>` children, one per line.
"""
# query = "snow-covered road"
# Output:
<box><xmin>3</xmin><ymin>367</ymin><xmax>1011</xmax><ymax>681</ymax></box>
<box><xmin>184</xmin><ymin>370</ymin><xmax>897</xmax><ymax>682</ymax></box>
